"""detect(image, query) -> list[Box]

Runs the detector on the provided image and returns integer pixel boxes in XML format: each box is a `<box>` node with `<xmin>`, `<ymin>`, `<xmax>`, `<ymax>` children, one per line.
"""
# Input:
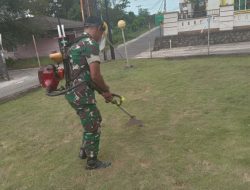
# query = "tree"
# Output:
<box><xmin>0</xmin><ymin>0</ymin><xmax>45</xmax><ymax>48</ymax></box>
<box><xmin>58</xmin><ymin>0</ymin><xmax>81</xmax><ymax>20</ymax></box>
<box><xmin>98</xmin><ymin>0</ymin><xmax>130</xmax><ymax>25</ymax></box>
<box><xmin>188</xmin><ymin>0</ymin><xmax>197</xmax><ymax>3</ymax></box>
<box><xmin>110</xmin><ymin>0</ymin><xmax>130</xmax><ymax>9</ymax></box>
<box><xmin>0</xmin><ymin>0</ymin><xmax>82</xmax><ymax>48</ymax></box>
<box><xmin>67</xmin><ymin>2</ymin><xmax>82</xmax><ymax>21</ymax></box>
<box><xmin>32</xmin><ymin>0</ymin><xmax>81</xmax><ymax>20</ymax></box>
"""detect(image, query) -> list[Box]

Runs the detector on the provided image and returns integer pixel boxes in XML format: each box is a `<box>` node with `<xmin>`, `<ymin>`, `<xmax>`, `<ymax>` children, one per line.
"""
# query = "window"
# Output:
<box><xmin>234</xmin><ymin>0</ymin><xmax>250</xmax><ymax>10</ymax></box>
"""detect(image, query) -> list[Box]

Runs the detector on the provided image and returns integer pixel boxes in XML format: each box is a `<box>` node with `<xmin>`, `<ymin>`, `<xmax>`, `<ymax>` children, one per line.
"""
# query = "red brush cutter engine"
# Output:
<box><xmin>38</xmin><ymin>64</ymin><xmax>64</xmax><ymax>92</ymax></box>
<box><xmin>38</xmin><ymin>52</ymin><xmax>64</xmax><ymax>92</ymax></box>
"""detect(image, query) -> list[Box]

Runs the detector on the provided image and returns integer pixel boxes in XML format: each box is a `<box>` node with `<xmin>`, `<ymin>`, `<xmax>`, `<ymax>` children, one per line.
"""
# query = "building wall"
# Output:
<box><xmin>178</xmin><ymin>16</ymin><xmax>220</xmax><ymax>32</ymax></box>
<box><xmin>8</xmin><ymin>29</ymin><xmax>83</xmax><ymax>59</ymax></box>
<box><xmin>163</xmin><ymin>5</ymin><xmax>250</xmax><ymax>36</ymax></box>
<box><xmin>154</xmin><ymin>28</ymin><xmax>250</xmax><ymax>50</ymax></box>
<box><xmin>164</xmin><ymin>12</ymin><xmax>179</xmax><ymax>36</ymax></box>
<box><xmin>234</xmin><ymin>12</ymin><xmax>250</xmax><ymax>26</ymax></box>
<box><xmin>207</xmin><ymin>0</ymin><xmax>220</xmax><ymax>10</ymax></box>
<box><xmin>220</xmin><ymin>5</ymin><xmax>235</xmax><ymax>30</ymax></box>
<box><xmin>13</xmin><ymin>38</ymin><xmax>59</xmax><ymax>59</ymax></box>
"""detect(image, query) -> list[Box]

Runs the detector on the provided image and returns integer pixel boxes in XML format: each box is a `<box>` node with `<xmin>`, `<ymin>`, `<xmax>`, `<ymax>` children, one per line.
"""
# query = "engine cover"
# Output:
<box><xmin>38</xmin><ymin>65</ymin><xmax>64</xmax><ymax>92</ymax></box>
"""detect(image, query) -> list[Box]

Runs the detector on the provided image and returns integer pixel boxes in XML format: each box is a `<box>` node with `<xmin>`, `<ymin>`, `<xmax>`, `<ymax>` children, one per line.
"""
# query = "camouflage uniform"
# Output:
<box><xmin>65</xmin><ymin>32</ymin><xmax>102</xmax><ymax>158</ymax></box>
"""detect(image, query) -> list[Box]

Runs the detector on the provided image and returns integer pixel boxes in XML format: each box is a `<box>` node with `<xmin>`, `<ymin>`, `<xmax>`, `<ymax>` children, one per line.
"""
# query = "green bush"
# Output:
<box><xmin>5</xmin><ymin>58</ymin><xmax>16</xmax><ymax>67</ymax></box>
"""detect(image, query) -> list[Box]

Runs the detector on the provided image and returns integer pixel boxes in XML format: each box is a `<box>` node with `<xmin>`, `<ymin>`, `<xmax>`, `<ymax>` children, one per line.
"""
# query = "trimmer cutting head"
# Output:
<box><xmin>110</xmin><ymin>94</ymin><xmax>144</xmax><ymax>127</ymax></box>
<box><xmin>125</xmin><ymin>116</ymin><xmax>144</xmax><ymax>127</ymax></box>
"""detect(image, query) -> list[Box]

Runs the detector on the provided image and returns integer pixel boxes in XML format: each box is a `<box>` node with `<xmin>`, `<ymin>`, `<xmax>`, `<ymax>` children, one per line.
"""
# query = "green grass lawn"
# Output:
<box><xmin>1</xmin><ymin>56</ymin><xmax>250</xmax><ymax>190</ymax></box>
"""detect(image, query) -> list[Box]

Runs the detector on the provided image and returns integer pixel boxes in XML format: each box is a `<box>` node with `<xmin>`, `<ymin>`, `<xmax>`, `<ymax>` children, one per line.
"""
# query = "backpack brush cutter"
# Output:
<box><xmin>38</xmin><ymin>61</ymin><xmax>143</xmax><ymax>127</ymax></box>
<box><xmin>39</xmin><ymin>51</ymin><xmax>145</xmax><ymax>127</ymax></box>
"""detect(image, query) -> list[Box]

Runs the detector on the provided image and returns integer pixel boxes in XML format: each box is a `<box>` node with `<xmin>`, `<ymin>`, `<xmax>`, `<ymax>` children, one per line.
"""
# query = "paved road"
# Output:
<box><xmin>107</xmin><ymin>27</ymin><xmax>161</xmax><ymax>59</ymax></box>
<box><xmin>0</xmin><ymin>68</ymin><xmax>39</xmax><ymax>101</ymax></box>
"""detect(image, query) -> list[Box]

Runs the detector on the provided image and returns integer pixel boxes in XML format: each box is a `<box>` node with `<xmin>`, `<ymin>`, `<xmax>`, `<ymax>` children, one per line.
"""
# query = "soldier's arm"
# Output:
<box><xmin>89</xmin><ymin>62</ymin><xmax>113</xmax><ymax>102</ymax></box>
<box><xmin>85</xmin><ymin>40</ymin><xmax>113</xmax><ymax>102</ymax></box>
<box><xmin>89</xmin><ymin>62</ymin><xmax>109</xmax><ymax>92</ymax></box>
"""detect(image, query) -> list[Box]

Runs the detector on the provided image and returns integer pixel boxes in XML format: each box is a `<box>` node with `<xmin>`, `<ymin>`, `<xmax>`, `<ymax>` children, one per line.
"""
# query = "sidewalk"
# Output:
<box><xmin>135</xmin><ymin>41</ymin><xmax>250</xmax><ymax>58</ymax></box>
<box><xmin>0</xmin><ymin>68</ymin><xmax>40</xmax><ymax>101</ymax></box>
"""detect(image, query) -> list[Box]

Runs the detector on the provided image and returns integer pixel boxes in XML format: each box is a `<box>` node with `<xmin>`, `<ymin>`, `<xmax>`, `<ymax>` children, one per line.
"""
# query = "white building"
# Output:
<box><xmin>207</xmin><ymin>0</ymin><xmax>220</xmax><ymax>10</ymax></box>
<box><xmin>163</xmin><ymin>0</ymin><xmax>250</xmax><ymax>36</ymax></box>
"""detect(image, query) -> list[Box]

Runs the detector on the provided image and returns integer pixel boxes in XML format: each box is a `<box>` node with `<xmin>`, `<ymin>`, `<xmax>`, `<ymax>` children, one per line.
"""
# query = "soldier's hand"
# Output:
<box><xmin>102</xmin><ymin>92</ymin><xmax>113</xmax><ymax>103</ymax></box>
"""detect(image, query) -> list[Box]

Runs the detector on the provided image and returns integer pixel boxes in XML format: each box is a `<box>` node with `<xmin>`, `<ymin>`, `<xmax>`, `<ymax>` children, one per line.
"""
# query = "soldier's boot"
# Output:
<box><xmin>86</xmin><ymin>156</ymin><xmax>111</xmax><ymax>170</ymax></box>
<box><xmin>79</xmin><ymin>147</ymin><xmax>87</xmax><ymax>159</ymax></box>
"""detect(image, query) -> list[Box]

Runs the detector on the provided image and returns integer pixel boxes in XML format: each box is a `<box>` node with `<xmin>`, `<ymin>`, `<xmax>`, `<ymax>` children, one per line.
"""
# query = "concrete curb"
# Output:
<box><xmin>134</xmin><ymin>52</ymin><xmax>250</xmax><ymax>60</ymax></box>
<box><xmin>8</xmin><ymin>67</ymin><xmax>40</xmax><ymax>72</ymax></box>
<box><xmin>0</xmin><ymin>85</ymin><xmax>41</xmax><ymax>104</ymax></box>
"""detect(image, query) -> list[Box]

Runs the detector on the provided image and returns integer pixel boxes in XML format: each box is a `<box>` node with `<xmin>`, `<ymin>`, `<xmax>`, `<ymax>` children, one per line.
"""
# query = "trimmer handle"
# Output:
<box><xmin>90</xmin><ymin>82</ymin><xmax>124</xmax><ymax>106</ymax></box>
<box><xmin>111</xmin><ymin>93</ymin><xmax>124</xmax><ymax>106</ymax></box>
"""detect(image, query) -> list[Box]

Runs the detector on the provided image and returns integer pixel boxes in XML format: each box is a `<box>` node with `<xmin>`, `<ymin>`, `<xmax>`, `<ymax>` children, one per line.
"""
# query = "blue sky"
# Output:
<box><xmin>126</xmin><ymin>0</ymin><xmax>179</xmax><ymax>15</ymax></box>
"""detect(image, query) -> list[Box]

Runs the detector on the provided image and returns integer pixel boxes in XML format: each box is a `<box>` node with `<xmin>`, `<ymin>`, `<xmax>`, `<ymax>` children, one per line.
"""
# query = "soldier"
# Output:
<box><xmin>65</xmin><ymin>16</ymin><xmax>113</xmax><ymax>170</ymax></box>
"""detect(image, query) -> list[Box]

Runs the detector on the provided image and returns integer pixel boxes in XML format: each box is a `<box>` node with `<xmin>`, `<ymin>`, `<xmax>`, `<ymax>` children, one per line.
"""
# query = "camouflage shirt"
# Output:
<box><xmin>65</xmin><ymin>32</ymin><xmax>100</xmax><ymax>107</ymax></box>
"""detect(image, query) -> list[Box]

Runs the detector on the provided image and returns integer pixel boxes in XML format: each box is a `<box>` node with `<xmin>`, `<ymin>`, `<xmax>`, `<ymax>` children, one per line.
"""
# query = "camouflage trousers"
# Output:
<box><xmin>76</xmin><ymin>104</ymin><xmax>102</xmax><ymax>158</ymax></box>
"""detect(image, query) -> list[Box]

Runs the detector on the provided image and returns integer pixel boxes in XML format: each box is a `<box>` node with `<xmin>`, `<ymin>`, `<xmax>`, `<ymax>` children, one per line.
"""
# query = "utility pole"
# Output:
<box><xmin>86</xmin><ymin>0</ymin><xmax>91</xmax><ymax>16</ymax></box>
<box><xmin>81</xmin><ymin>0</ymin><xmax>98</xmax><ymax>19</ymax></box>
<box><xmin>80</xmin><ymin>0</ymin><xmax>85</xmax><ymax>22</ymax></box>
<box><xmin>207</xmin><ymin>15</ymin><xmax>212</xmax><ymax>55</ymax></box>
<box><xmin>0</xmin><ymin>34</ymin><xmax>10</xmax><ymax>80</ymax></box>
<box><xmin>148</xmin><ymin>23</ymin><xmax>152</xmax><ymax>59</ymax></box>
<box><xmin>104</xmin><ymin>0</ymin><xmax>115</xmax><ymax>60</ymax></box>
<box><xmin>32</xmin><ymin>35</ymin><xmax>41</xmax><ymax>68</ymax></box>
<box><xmin>94</xmin><ymin>0</ymin><xmax>99</xmax><ymax>17</ymax></box>
<box><xmin>164</xmin><ymin>0</ymin><xmax>167</xmax><ymax>13</ymax></box>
